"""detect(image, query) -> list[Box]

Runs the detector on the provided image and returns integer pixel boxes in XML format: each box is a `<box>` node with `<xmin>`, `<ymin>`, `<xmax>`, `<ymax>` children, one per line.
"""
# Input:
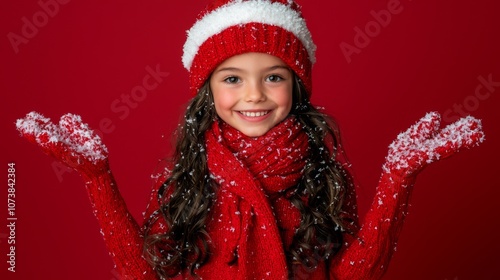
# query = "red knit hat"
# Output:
<box><xmin>182</xmin><ymin>0</ymin><xmax>316</xmax><ymax>95</ymax></box>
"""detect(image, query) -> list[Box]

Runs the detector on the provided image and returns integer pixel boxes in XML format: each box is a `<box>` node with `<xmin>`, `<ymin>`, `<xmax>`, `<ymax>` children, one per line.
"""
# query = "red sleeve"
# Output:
<box><xmin>141</xmin><ymin>170</ymin><xmax>170</xmax><ymax>234</ymax></box>
<box><xmin>83</xmin><ymin>169</ymin><xmax>169</xmax><ymax>280</ymax></box>
<box><xmin>341</xmin><ymin>179</ymin><xmax>360</xmax><ymax>234</ymax></box>
<box><xmin>330</xmin><ymin>173</ymin><xmax>414</xmax><ymax>280</ymax></box>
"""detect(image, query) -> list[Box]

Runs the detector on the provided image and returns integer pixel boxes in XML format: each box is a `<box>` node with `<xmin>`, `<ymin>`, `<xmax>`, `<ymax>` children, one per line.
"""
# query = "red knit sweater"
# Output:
<box><xmin>85</xmin><ymin>119</ymin><xmax>415</xmax><ymax>280</ymax></box>
<box><xmin>16</xmin><ymin>111</ymin><xmax>485</xmax><ymax>279</ymax></box>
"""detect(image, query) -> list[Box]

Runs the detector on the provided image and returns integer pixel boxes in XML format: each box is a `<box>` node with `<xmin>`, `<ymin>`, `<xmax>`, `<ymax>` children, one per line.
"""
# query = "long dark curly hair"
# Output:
<box><xmin>143</xmin><ymin>74</ymin><xmax>356</xmax><ymax>279</ymax></box>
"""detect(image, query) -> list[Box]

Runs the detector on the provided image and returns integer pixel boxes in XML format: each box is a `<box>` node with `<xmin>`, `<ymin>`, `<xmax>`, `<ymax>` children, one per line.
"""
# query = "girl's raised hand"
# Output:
<box><xmin>331</xmin><ymin>112</ymin><xmax>485</xmax><ymax>279</ymax></box>
<box><xmin>382</xmin><ymin>111</ymin><xmax>484</xmax><ymax>179</ymax></box>
<box><xmin>16</xmin><ymin>111</ymin><xmax>109</xmax><ymax>178</ymax></box>
<box><xmin>16</xmin><ymin>112</ymin><xmax>155</xmax><ymax>277</ymax></box>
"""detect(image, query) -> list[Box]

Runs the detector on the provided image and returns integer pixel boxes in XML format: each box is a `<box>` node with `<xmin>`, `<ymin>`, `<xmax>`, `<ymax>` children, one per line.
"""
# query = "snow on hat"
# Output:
<box><xmin>182</xmin><ymin>0</ymin><xmax>317</xmax><ymax>95</ymax></box>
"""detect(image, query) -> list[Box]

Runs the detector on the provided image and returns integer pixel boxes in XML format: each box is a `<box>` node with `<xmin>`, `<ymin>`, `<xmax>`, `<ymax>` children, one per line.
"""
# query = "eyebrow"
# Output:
<box><xmin>214</xmin><ymin>65</ymin><xmax>290</xmax><ymax>73</ymax></box>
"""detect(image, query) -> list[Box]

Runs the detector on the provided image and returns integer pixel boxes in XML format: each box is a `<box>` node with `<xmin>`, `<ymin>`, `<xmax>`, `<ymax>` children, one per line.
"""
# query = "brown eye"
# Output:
<box><xmin>267</xmin><ymin>75</ymin><xmax>283</xmax><ymax>82</ymax></box>
<box><xmin>224</xmin><ymin>76</ymin><xmax>240</xmax><ymax>84</ymax></box>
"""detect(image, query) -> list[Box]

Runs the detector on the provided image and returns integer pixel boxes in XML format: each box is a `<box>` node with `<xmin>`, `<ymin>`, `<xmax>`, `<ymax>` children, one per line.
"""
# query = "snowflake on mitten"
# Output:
<box><xmin>16</xmin><ymin>111</ymin><xmax>109</xmax><ymax>176</ymax></box>
<box><xmin>382</xmin><ymin>112</ymin><xmax>485</xmax><ymax>178</ymax></box>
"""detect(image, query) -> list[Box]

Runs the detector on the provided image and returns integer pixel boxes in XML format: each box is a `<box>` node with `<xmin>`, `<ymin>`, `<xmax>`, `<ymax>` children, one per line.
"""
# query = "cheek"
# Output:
<box><xmin>213</xmin><ymin>88</ymin><xmax>236</xmax><ymax>113</ymax></box>
<box><xmin>275</xmin><ymin>86</ymin><xmax>293</xmax><ymax>113</ymax></box>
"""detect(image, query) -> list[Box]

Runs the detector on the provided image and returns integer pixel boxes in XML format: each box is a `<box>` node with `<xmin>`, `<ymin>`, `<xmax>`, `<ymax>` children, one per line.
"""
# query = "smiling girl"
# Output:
<box><xmin>16</xmin><ymin>0</ymin><xmax>485</xmax><ymax>279</ymax></box>
<box><xmin>210</xmin><ymin>53</ymin><xmax>294</xmax><ymax>137</ymax></box>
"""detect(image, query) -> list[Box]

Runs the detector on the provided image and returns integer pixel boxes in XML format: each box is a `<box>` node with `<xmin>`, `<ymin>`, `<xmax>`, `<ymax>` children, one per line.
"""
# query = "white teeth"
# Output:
<box><xmin>240</xmin><ymin>111</ymin><xmax>268</xmax><ymax>117</ymax></box>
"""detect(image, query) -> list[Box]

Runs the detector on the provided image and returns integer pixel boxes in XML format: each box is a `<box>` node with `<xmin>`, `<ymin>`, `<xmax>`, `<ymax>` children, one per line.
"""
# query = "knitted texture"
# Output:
<box><xmin>203</xmin><ymin>117</ymin><xmax>308</xmax><ymax>279</ymax></box>
<box><xmin>84</xmin><ymin>173</ymin><xmax>155</xmax><ymax>279</ymax></box>
<box><xmin>17</xmin><ymin>111</ymin><xmax>485</xmax><ymax>279</ymax></box>
<box><xmin>183</xmin><ymin>0</ymin><xmax>316</xmax><ymax>95</ymax></box>
<box><xmin>329</xmin><ymin>112</ymin><xmax>484</xmax><ymax>279</ymax></box>
<box><xmin>15</xmin><ymin>112</ymin><xmax>155</xmax><ymax>279</ymax></box>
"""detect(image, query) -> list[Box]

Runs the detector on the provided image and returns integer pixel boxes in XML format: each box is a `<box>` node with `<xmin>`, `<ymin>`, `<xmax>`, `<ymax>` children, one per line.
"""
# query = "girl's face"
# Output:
<box><xmin>209</xmin><ymin>52</ymin><xmax>293</xmax><ymax>137</ymax></box>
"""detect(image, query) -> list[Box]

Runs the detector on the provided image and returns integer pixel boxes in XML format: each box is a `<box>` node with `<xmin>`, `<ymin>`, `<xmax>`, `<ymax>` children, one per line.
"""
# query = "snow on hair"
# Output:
<box><xmin>182</xmin><ymin>0</ymin><xmax>317</xmax><ymax>70</ymax></box>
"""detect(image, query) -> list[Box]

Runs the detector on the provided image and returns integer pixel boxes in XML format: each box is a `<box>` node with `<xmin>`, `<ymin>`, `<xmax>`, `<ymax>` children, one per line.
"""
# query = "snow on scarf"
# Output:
<box><xmin>204</xmin><ymin>116</ymin><xmax>309</xmax><ymax>279</ymax></box>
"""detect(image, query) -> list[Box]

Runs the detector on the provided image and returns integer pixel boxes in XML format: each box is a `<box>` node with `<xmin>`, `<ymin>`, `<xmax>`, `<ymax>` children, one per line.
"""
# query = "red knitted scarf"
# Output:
<box><xmin>206</xmin><ymin>116</ymin><xmax>309</xmax><ymax>200</ymax></box>
<box><xmin>204</xmin><ymin>117</ymin><xmax>309</xmax><ymax>279</ymax></box>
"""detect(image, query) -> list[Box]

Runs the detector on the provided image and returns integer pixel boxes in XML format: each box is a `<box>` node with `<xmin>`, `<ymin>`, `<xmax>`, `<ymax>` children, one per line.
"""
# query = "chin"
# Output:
<box><xmin>239</xmin><ymin>127</ymin><xmax>269</xmax><ymax>138</ymax></box>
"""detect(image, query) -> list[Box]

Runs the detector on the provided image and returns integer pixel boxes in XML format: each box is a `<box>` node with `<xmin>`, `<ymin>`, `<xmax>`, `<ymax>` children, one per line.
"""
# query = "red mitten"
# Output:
<box><xmin>16</xmin><ymin>111</ymin><xmax>157</xmax><ymax>279</ymax></box>
<box><xmin>16</xmin><ymin>111</ymin><xmax>109</xmax><ymax>178</ymax></box>
<box><xmin>331</xmin><ymin>112</ymin><xmax>485</xmax><ymax>280</ymax></box>
<box><xmin>382</xmin><ymin>111</ymin><xmax>484</xmax><ymax>178</ymax></box>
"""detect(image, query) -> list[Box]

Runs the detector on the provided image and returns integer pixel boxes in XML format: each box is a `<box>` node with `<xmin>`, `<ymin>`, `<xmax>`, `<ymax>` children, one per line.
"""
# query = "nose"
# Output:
<box><xmin>244</xmin><ymin>82</ymin><xmax>266</xmax><ymax>103</ymax></box>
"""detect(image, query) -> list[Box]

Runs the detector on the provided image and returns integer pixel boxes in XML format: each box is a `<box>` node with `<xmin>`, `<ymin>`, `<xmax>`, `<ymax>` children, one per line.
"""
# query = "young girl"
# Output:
<box><xmin>16</xmin><ymin>0</ymin><xmax>485</xmax><ymax>279</ymax></box>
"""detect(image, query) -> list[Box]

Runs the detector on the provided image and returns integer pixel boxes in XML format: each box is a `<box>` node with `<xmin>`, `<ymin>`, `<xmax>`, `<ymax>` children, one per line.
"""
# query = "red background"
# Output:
<box><xmin>1</xmin><ymin>0</ymin><xmax>499</xmax><ymax>279</ymax></box>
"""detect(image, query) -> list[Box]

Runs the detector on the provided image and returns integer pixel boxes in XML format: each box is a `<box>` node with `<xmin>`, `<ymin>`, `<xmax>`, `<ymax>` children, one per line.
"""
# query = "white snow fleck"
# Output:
<box><xmin>383</xmin><ymin>112</ymin><xmax>484</xmax><ymax>173</ymax></box>
<box><xmin>16</xmin><ymin>112</ymin><xmax>108</xmax><ymax>163</ymax></box>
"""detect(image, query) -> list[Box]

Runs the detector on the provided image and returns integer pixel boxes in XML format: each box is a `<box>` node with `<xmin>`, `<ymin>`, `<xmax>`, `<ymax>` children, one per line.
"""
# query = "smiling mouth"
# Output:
<box><xmin>239</xmin><ymin>111</ymin><xmax>270</xmax><ymax>117</ymax></box>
